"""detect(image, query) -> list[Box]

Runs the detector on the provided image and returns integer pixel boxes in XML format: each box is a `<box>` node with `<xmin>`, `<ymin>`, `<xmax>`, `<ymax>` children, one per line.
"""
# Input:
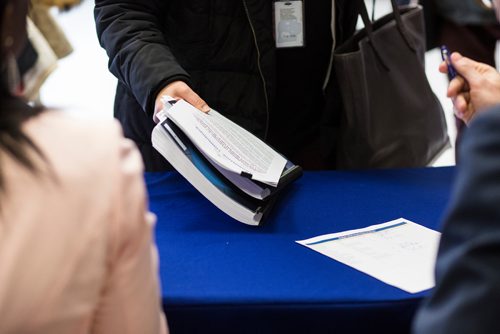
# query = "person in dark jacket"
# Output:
<box><xmin>94</xmin><ymin>0</ymin><xmax>359</xmax><ymax>171</ymax></box>
<box><xmin>412</xmin><ymin>3</ymin><xmax>500</xmax><ymax>332</ymax></box>
<box><xmin>412</xmin><ymin>106</ymin><xmax>500</xmax><ymax>334</ymax></box>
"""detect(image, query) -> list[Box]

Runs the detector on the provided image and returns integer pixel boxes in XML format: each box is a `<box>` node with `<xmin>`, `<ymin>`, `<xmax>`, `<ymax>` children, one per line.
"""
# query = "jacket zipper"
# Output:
<box><xmin>242</xmin><ymin>0</ymin><xmax>270</xmax><ymax>140</ymax></box>
<box><xmin>323</xmin><ymin>0</ymin><xmax>337</xmax><ymax>91</ymax></box>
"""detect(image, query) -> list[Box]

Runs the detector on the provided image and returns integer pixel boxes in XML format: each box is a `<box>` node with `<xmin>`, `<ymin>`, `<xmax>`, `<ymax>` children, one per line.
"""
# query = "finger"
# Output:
<box><xmin>447</xmin><ymin>76</ymin><xmax>467</xmax><ymax>97</ymax></box>
<box><xmin>461</xmin><ymin>103</ymin><xmax>476</xmax><ymax>125</ymax></box>
<box><xmin>438</xmin><ymin>61</ymin><xmax>448</xmax><ymax>74</ymax></box>
<box><xmin>153</xmin><ymin>98</ymin><xmax>165</xmax><ymax>123</ymax></box>
<box><xmin>184</xmin><ymin>90</ymin><xmax>211</xmax><ymax>113</ymax></box>
<box><xmin>451</xmin><ymin>53</ymin><xmax>480</xmax><ymax>84</ymax></box>
<box><xmin>453</xmin><ymin>94</ymin><xmax>469</xmax><ymax>116</ymax></box>
<box><xmin>462</xmin><ymin>91</ymin><xmax>471</xmax><ymax>104</ymax></box>
<box><xmin>153</xmin><ymin>112</ymin><xmax>160</xmax><ymax>123</ymax></box>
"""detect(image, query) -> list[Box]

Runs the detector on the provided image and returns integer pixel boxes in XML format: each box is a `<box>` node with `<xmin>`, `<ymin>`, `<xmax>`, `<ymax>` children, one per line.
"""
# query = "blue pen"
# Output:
<box><xmin>441</xmin><ymin>45</ymin><xmax>457</xmax><ymax>80</ymax></box>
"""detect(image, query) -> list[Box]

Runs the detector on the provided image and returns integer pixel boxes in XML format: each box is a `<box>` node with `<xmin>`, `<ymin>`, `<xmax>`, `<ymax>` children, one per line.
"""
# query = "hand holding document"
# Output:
<box><xmin>152</xmin><ymin>97</ymin><xmax>302</xmax><ymax>226</ymax></box>
<box><xmin>296</xmin><ymin>218</ymin><xmax>441</xmax><ymax>293</ymax></box>
<box><xmin>163</xmin><ymin>99</ymin><xmax>287</xmax><ymax>186</ymax></box>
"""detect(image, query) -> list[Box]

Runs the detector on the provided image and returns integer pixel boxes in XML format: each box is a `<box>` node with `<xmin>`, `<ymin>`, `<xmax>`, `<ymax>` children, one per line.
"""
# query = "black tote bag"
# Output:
<box><xmin>332</xmin><ymin>0</ymin><xmax>449</xmax><ymax>169</ymax></box>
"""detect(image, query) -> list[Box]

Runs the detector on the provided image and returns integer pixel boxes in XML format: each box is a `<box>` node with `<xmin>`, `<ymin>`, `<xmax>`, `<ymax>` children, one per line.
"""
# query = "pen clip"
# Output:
<box><xmin>440</xmin><ymin>45</ymin><xmax>457</xmax><ymax>81</ymax></box>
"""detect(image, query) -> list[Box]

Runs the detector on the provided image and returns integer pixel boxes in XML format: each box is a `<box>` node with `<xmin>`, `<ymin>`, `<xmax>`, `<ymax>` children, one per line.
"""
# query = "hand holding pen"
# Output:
<box><xmin>439</xmin><ymin>46</ymin><xmax>500</xmax><ymax>125</ymax></box>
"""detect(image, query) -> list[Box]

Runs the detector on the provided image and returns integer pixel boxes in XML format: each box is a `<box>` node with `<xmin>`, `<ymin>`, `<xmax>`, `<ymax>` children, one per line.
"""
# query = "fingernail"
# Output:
<box><xmin>201</xmin><ymin>104</ymin><xmax>211</xmax><ymax>113</ymax></box>
<box><xmin>451</xmin><ymin>52</ymin><xmax>461</xmax><ymax>60</ymax></box>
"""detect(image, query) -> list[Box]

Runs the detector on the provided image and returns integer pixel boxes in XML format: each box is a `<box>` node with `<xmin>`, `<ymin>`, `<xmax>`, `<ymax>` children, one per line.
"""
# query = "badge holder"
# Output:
<box><xmin>273</xmin><ymin>0</ymin><xmax>305</xmax><ymax>48</ymax></box>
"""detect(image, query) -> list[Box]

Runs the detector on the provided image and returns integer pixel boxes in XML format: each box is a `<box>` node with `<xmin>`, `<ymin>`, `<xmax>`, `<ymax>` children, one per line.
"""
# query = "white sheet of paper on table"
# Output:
<box><xmin>296</xmin><ymin>218</ymin><xmax>441</xmax><ymax>293</ymax></box>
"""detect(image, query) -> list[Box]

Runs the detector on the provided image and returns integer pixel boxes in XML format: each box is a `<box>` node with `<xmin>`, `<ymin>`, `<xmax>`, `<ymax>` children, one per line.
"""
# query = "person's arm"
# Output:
<box><xmin>413</xmin><ymin>108</ymin><xmax>500</xmax><ymax>334</ymax></box>
<box><xmin>94</xmin><ymin>0</ymin><xmax>208</xmax><ymax>120</ymax></box>
<box><xmin>439</xmin><ymin>52</ymin><xmax>500</xmax><ymax>124</ymax></box>
<box><xmin>91</xmin><ymin>138</ymin><xmax>168</xmax><ymax>334</ymax></box>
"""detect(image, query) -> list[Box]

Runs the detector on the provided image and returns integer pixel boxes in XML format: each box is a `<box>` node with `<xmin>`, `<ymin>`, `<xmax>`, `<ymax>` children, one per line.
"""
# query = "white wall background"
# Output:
<box><xmin>39</xmin><ymin>0</ymin><xmax>116</xmax><ymax>118</ymax></box>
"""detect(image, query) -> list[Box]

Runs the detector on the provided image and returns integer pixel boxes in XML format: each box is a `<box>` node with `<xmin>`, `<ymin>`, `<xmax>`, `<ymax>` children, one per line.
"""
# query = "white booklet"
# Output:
<box><xmin>163</xmin><ymin>99</ymin><xmax>287</xmax><ymax>186</ymax></box>
<box><xmin>152</xmin><ymin>98</ymin><xmax>302</xmax><ymax>226</ymax></box>
<box><xmin>296</xmin><ymin>218</ymin><xmax>441</xmax><ymax>293</ymax></box>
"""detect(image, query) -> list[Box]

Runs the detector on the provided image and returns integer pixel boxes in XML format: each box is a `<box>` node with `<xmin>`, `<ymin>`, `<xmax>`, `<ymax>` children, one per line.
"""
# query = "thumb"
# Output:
<box><xmin>451</xmin><ymin>53</ymin><xmax>480</xmax><ymax>83</ymax></box>
<box><xmin>184</xmin><ymin>90</ymin><xmax>211</xmax><ymax>113</ymax></box>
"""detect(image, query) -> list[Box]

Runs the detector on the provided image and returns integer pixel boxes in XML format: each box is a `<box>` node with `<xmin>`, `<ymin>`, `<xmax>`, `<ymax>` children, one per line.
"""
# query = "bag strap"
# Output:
<box><xmin>355</xmin><ymin>0</ymin><xmax>418</xmax><ymax>68</ymax></box>
<box><xmin>388</xmin><ymin>0</ymin><xmax>417</xmax><ymax>52</ymax></box>
<box><xmin>355</xmin><ymin>0</ymin><xmax>389</xmax><ymax>70</ymax></box>
<box><xmin>322</xmin><ymin>0</ymin><xmax>337</xmax><ymax>90</ymax></box>
<box><xmin>371</xmin><ymin>0</ymin><xmax>376</xmax><ymax>21</ymax></box>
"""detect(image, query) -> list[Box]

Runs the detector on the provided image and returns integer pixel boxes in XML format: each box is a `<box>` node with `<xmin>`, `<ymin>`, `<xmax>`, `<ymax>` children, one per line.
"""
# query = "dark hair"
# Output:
<box><xmin>0</xmin><ymin>0</ymin><xmax>44</xmax><ymax>191</ymax></box>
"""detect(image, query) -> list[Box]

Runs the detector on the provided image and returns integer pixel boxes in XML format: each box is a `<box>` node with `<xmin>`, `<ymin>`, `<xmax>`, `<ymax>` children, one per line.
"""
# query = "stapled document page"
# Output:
<box><xmin>296</xmin><ymin>218</ymin><xmax>441</xmax><ymax>293</ymax></box>
<box><xmin>165</xmin><ymin>99</ymin><xmax>287</xmax><ymax>186</ymax></box>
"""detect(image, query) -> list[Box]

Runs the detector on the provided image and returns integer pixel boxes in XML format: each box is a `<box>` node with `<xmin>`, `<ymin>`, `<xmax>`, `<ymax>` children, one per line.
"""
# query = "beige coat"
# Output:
<box><xmin>0</xmin><ymin>111</ymin><xmax>168</xmax><ymax>334</ymax></box>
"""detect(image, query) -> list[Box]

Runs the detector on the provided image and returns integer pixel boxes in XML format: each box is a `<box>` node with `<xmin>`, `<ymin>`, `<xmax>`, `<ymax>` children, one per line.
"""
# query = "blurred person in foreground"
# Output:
<box><xmin>412</xmin><ymin>1</ymin><xmax>500</xmax><ymax>333</ymax></box>
<box><xmin>0</xmin><ymin>0</ymin><xmax>168</xmax><ymax>332</ymax></box>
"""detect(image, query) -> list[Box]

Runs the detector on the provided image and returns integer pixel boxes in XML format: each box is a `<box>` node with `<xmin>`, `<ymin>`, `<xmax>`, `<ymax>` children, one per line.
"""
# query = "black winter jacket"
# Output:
<box><xmin>94</xmin><ymin>0</ymin><xmax>358</xmax><ymax>171</ymax></box>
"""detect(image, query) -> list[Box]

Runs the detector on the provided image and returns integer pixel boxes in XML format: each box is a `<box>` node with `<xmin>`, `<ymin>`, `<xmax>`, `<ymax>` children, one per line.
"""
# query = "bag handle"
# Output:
<box><xmin>355</xmin><ymin>0</ymin><xmax>418</xmax><ymax>69</ymax></box>
<box><xmin>355</xmin><ymin>0</ymin><xmax>389</xmax><ymax>70</ymax></box>
<box><xmin>388</xmin><ymin>0</ymin><xmax>418</xmax><ymax>52</ymax></box>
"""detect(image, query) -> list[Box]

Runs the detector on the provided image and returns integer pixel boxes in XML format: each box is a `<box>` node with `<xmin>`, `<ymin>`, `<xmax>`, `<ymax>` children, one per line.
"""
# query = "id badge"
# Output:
<box><xmin>273</xmin><ymin>0</ymin><xmax>305</xmax><ymax>48</ymax></box>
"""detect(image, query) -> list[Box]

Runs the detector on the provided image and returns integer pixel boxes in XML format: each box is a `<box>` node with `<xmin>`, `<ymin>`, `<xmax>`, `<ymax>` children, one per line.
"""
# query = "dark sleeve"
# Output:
<box><xmin>94</xmin><ymin>0</ymin><xmax>190</xmax><ymax>116</ymax></box>
<box><xmin>413</xmin><ymin>106</ymin><xmax>500</xmax><ymax>334</ymax></box>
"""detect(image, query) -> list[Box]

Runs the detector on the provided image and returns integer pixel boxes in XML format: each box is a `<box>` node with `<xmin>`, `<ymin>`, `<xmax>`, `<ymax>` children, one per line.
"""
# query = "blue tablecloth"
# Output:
<box><xmin>146</xmin><ymin>167</ymin><xmax>455</xmax><ymax>334</ymax></box>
